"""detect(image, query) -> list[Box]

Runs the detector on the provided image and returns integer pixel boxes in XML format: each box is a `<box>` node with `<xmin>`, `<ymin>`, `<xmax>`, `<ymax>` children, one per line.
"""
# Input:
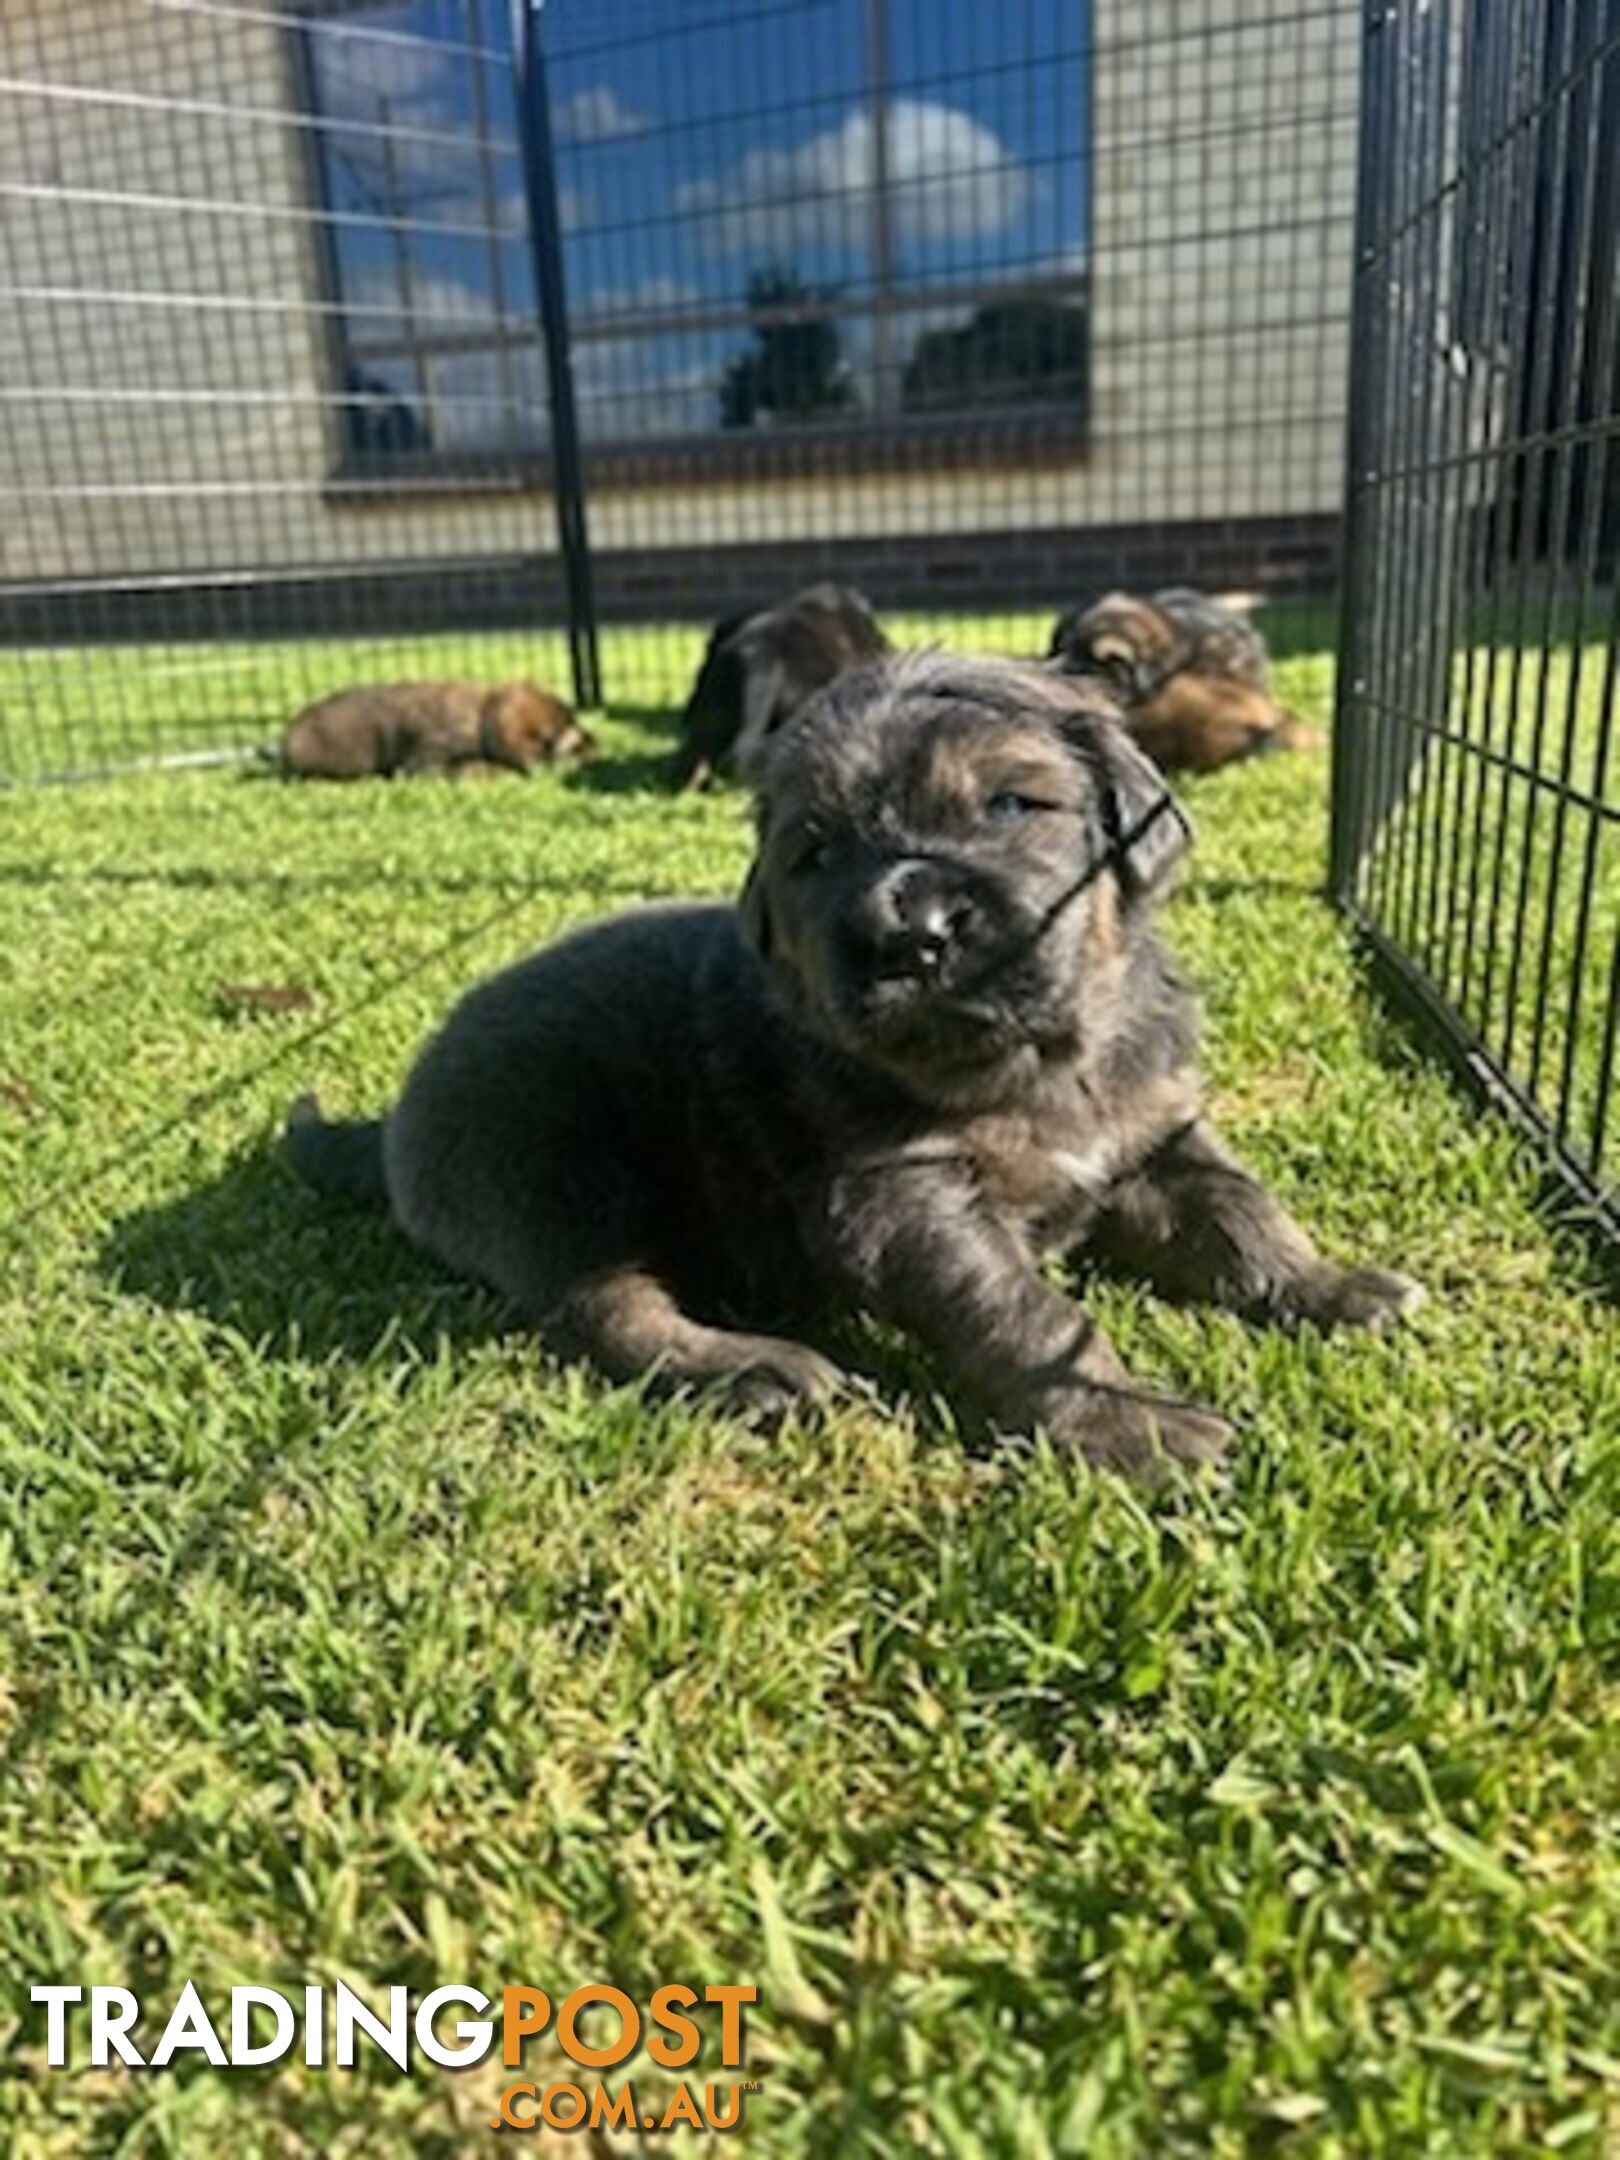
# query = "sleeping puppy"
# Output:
<box><xmin>672</xmin><ymin>581</ymin><xmax>891</xmax><ymax>789</ymax></box>
<box><xmin>277</xmin><ymin>680</ymin><xmax>592</xmax><ymax>780</ymax></box>
<box><xmin>1048</xmin><ymin>588</ymin><xmax>1319</xmax><ymax>773</ymax></box>
<box><xmin>287</xmin><ymin>652</ymin><xmax>1420</xmax><ymax>1479</ymax></box>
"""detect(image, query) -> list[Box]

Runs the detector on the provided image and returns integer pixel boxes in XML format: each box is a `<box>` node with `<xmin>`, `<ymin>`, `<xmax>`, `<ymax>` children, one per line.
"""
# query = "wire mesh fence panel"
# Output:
<box><xmin>0</xmin><ymin>0</ymin><xmax>1362</xmax><ymax>781</ymax></box>
<box><xmin>547</xmin><ymin>0</ymin><xmax>1361</xmax><ymax>717</ymax></box>
<box><xmin>0</xmin><ymin>0</ymin><xmax>587</xmax><ymax>781</ymax></box>
<box><xmin>1332</xmin><ymin>0</ymin><xmax>1620</xmax><ymax>1238</ymax></box>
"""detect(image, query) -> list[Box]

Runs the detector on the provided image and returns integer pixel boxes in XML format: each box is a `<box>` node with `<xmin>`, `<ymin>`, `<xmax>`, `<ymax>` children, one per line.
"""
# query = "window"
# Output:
<box><xmin>299</xmin><ymin>0</ymin><xmax>548</xmax><ymax>475</ymax></box>
<box><xmin>298</xmin><ymin>0</ymin><xmax>1090</xmax><ymax>477</ymax></box>
<box><xmin>553</xmin><ymin>0</ymin><xmax>1090</xmax><ymax>465</ymax></box>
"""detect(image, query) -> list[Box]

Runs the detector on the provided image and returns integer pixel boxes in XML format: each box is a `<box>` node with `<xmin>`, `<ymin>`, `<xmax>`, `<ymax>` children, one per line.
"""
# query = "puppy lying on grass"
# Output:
<box><xmin>1049</xmin><ymin>588</ymin><xmax>1320</xmax><ymax>773</ymax></box>
<box><xmin>288</xmin><ymin>653</ymin><xmax>1419</xmax><ymax>1478</ymax></box>
<box><xmin>672</xmin><ymin>581</ymin><xmax>890</xmax><ymax>790</ymax></box>
<box><xmin>276</xmin><ymin>680</ymin><xmax>592</xmax><ymax>780</ymax></box>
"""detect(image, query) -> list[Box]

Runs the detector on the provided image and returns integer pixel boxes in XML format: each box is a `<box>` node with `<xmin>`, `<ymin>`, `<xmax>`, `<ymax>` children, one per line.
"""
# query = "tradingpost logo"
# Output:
<box><xmin>32</xmin><ymin>1978</ymin><xmax>761</xmax><ymax>2135</ymax></box>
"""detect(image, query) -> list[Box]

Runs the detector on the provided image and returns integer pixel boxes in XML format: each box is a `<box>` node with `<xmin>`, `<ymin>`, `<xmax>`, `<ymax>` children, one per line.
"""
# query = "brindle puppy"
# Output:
<box><xmin>286</xmin><ymin>653</ymin><xmax>1419</xmax><ymax>1478</ymax></box>
<box><xmin>1049</xmin><ymin>588</ymin><xmax>1319</xmax><ymax>773</ymax></box>
<box><xmin>672</xmin><ymin>581</ymin><xmax>891</xmax><ymax>790</ymax></box>
<box><xmin>277</xmin><ymin>680</ymin><xmax>592</xmax><ymax>780</ymax></box>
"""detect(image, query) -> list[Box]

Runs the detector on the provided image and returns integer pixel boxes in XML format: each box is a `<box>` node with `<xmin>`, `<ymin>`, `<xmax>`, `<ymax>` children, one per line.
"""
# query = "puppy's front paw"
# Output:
<box><xmin>1045</xmin><ymin>1385</ymin><xmax>1235</xmax><ymax>1484</ymax></box>
<box><xmin>709</xmin><ymin>1336</ymin><xmax>847</xmax><ymax>1427</ymax></box>
<box><xmin>1293</xmin><ymin>1265</ymin><xmax>1426</xmax><ymax>1334</ymax></box>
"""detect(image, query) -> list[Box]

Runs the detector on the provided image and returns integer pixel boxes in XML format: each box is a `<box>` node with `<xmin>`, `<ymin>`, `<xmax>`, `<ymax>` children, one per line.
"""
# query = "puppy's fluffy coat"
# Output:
<box><xmin>672</xmin><ymin>581</ymin><xmax>890</xmax><ymax>789</ymax></box>
<box><xmin>277</xmin><ymin>680</ymin><xmax>592</xmax><ymax>780</ymax></box>
<box><xmin>1049</xmin><ymin>588</ymin><xmax>1319</xmax><ymax>773</ymax></box>
<box><xmin>288</xmin><ymin>652</ymin><xmax>1418</xmax><ymax>1476</ymax></box>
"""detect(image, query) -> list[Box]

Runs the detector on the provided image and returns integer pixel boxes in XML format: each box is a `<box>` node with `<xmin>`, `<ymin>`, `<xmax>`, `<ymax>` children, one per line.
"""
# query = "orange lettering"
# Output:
<box><xmin>648</xmin><ymin>1984</ymin><xmax>701</xmax><ymax>2068</ymax></box>
<box><xmin>501</xmin><ymin>1987</ymin><xmax>551</xmax><ymax>2069</ymax></box>
<box><xmin>557</xmin><ymin>1985</ymin><xmax>640</xmax><ymax>2069</ymax></box>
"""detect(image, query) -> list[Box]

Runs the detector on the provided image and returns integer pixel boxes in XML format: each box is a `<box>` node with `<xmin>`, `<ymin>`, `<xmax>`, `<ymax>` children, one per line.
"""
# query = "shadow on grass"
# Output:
<box><xmin>1176</xmin><ymin>874</ymin><xmax>1319</xmax><ymax>905</ymax></box>
<box><xmin>0</xmin><ymin>856</ymin><xmax>666</xmax><ymax>903</ymax></box>
<box><xmin>564</xmin><ymin>705</ymin><xmax>686</xmax><ymax>796</ymax></box>
<box><xmin>1343</xmin><ymin>930</ymin><xmax>1620</xmax><ymax>1297</ymax></box>
<box><xmin>98</xmin><ymin>1129</ymin><xmax>960</xmax><ymax>1420</ymax></box>
<box><xmin>99</xmin><ymin>1135</ymin><xmax>516</xmax><ymax>1362</ymax></box>
<box><xmin>1255</xmin><ymin>598</ymin><xmax>1341</xmax><ymax>659</ymax></box>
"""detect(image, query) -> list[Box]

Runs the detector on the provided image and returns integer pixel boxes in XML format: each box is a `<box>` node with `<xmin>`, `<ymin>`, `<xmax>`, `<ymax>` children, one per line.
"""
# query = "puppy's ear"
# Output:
<box><xmin>1049</xmin><ymin>605</ymin><xmax>1148</xmax><ymax>702</ymax></box>
<box><xmin>737</xmin><ymin>853</ymin><xmax>773</xmax><ymax>962</ymax></box>
<box><xmin>1086</xmin><ymin>629</ymin><xmax>1151</xmax><ymax>704</ymax></box>
<box><xmin>1064</xmin><ymin>700</ymin><xmax>1192</xmax><ymax>901</ymax></box>
<box><xmin>1087</xmin><ymin>632</ymin><xmax>1137</xmax><ymax>672</ymax></box>
<box><xmin>735</xmin><ymin>653</ymin><xmax>788</xmax><ymax>778</ymax></box>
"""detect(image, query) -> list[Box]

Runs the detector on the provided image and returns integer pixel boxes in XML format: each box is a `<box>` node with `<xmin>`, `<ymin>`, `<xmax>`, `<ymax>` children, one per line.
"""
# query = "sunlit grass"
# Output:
<box><xmin>0</xmin><ymin>610</ymin><xmax>1616</xmax><ymax>2153</ymax></box>
<box><xmin>1348</xmin><ymin>632</ymin><xmax>1618</xmax><ymax>1190</ymax></box>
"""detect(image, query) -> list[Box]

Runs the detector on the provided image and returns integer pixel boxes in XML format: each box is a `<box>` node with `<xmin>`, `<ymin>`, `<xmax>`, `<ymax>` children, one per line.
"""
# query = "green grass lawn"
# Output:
<box><xmin>0</xmin><ymin>614</ymin><xmax>1617</xmax><ymax>2155</ymax></box>
<box><xmin>1341</xmin><ymin>624</ymin><xmax>1619</xmax><ymax>1198</ymax></box>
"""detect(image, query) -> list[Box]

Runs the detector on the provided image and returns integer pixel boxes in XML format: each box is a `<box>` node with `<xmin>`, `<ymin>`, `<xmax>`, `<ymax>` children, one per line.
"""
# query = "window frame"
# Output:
<box><xmin>289</xmin><ymin>0</ymin><xmax>550</xmax><ymax>489</ymax></box>
<box><xmin>291</xmin><ymin>0</ymin><xmax>1091</xmax><ymax>493</ymax></box>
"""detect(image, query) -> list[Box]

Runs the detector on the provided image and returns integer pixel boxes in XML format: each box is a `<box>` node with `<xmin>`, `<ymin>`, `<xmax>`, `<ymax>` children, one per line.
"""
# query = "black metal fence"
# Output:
<box><xmin>4</xmin><ymin>0</ymin><xmax>1619</xmax><ymax>1236</ymax></box>
<box><xmin>0</xmin><ymin>0</ymin><xmax>1356</xmax><ymax>778</ymax></box>
<box><xmin>1332</xmin><ymin>0</ymin><xmax>1620</xmax><ymax>1238</ymax></box>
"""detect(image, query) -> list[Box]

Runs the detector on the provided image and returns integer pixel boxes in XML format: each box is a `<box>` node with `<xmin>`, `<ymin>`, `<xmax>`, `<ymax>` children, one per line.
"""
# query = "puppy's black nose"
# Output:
<box><xmin>857</xmin><ymin>861</ymin><xmax>973</xmax><ymax>979</ymax></box>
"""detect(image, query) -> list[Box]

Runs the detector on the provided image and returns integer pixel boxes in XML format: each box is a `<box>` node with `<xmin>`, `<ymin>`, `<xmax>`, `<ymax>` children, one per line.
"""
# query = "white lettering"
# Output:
<box><xmin>230</xmin><ymin>1987</ymin><xmax>295</xmax><ymax>2066</ymax></box>
<box><xmin>90</xmin><ymin>1988</ymin><xmax>144</xmax><ymax>2068</ymax></box>
<box><xmin>150</xmin><ymin>1981</ymin><xmax>226</xmax><ymax>2068</ymax></box>
<box><xmin>334</xmin><ymin>1981</ymin><xmax>409</xmax><ymax>2070</ymax></box>
<box><xmin>415</xmin><ymin>1985</ymin><xmax>493</xmax><ymax>2067</ymax></box>
<box><xmin>30</xmin><ymin>1987</ymin><xmax>82</xmax><ymax>2068</ymax></box>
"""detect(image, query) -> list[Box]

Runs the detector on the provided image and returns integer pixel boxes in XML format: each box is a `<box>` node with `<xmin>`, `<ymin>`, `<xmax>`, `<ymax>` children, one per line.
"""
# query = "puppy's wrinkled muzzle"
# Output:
<box><xmin>848</xmin><ymin>859</ymin><xmax>979</xmax><ymax>985</ymax></box>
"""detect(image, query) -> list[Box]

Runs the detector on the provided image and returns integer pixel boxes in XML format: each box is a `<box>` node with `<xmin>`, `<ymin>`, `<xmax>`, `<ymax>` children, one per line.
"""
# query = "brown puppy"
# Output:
<box><xmin>277</xmin><ymin>681</ymin><xmax>593</xmax><ymax>780</ymax></box>
<box><xmin>1048</xmin><ymin>588</ymin><xmax>1320</xmax><ymax>773</ymax></box>
<box><xmin>672</xmin><ymin>582</ymin><xmax>891</xmax><ymax>790</ymax></box>
<box><xmin>286</xmin><ymin>653</ymin><xmax>1420</xmax><ymax>1481</ymax></box>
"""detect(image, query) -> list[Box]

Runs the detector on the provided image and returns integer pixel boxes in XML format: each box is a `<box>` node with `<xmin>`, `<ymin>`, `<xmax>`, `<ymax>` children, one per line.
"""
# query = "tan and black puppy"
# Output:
<box><xmin>1049</xmin><ymin>588</ymin><xmax>1319</xmax><ymax>773</ymax></box>
<box><xmin>277</xmin><ymin>680</ymin><xmax>592</xmax><ymax>780</ymax></box>
<box><xmin>287</xmin><ymin>653</ymin><xmax>1419</xmax><ymax>1479</ymax></box>
<box><xmin>672</xmin><ymin>581</ymin><xmax>891</xmax><ymax>790</ymax></box>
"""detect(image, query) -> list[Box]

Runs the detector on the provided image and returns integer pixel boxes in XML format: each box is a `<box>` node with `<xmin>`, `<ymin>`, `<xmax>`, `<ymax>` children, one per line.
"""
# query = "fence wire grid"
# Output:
<box><xmin>1</xmin><ymin>0</ymin><xmax>1354</xmax><ymax>777</ymax></box>
<box><xmin>3</xmin><ymin>0</ymin><xmax>1618</xmax><ymax>1241</ymax></box>
<box><xmin>1332</xmin><ymin>0</ymin><xmax>1620</xmax><ymax>1239</ymax></box>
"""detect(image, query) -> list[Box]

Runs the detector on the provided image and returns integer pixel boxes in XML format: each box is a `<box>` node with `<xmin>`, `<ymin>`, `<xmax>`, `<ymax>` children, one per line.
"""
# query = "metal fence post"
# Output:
<box><xmin>512</xmin><ymin>0</ymin><xmax>602</xmax><ymax>713</ymax></box>
<box><xmin>1329</xmin><ymin>0</ymin><xmax>1392</xmax><ymax>903</ymax></box>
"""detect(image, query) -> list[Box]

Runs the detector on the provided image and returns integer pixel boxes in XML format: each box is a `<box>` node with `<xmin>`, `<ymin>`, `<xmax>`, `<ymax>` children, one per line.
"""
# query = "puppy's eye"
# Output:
<box><xmin>984</xmin><ymin>790</ymin><xmax>1050</xmax><ymax>824</ymax></box>
<box><xmin>789</xmin><ymin>832</ymin><xmax>831</xmax><ymax>875</ymax></box>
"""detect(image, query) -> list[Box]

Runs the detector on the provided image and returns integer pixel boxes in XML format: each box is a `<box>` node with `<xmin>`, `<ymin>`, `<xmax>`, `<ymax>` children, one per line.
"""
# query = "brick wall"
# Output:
<box><xmin>0</xmin><ymin>514</ymin><xmax>1338</xmax><ymax>648</ymax></box>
